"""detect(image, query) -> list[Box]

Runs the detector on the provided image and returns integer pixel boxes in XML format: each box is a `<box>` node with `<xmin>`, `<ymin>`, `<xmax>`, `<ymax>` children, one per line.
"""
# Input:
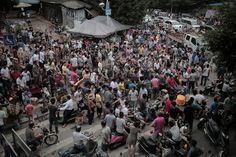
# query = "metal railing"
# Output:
<box><xmin>12</xmin><ymin>129</ymin><xmax>33</xmax><ymax>157</ymax></box>
<box><xmin>1</xmin><ymin>133</ymin><xmax>18</xmax><ymax>157</ymax></box>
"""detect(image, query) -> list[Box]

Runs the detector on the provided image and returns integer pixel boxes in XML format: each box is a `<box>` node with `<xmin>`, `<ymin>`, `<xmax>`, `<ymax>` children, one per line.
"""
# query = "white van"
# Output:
<box><xmin>183</xmin><ymin>33</ymin><xmax>205</xmax><ymax>51</ymax></box>
<box><xmin>181</xmin><ymin>17</ymin><xmax>200</xmax><ymax>29</ymax></box>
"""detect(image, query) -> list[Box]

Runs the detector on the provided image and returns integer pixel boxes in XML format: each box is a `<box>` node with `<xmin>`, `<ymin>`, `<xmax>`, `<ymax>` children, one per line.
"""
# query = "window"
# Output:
<box><xmin>186</xmin><ymin>35</ymin><xmax>190</xmax><ymax>41</ymax></box>
<box><xmin>191</xmin><ymin>38</ymin><xmax>196</xmax><ymax>45</ymax></box>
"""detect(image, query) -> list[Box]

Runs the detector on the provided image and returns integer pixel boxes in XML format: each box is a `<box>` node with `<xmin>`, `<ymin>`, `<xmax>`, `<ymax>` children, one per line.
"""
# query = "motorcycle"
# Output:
<box><xmin>28</xmin><ymin>126</ymin><xmax>58</xmax><ymax>151</ymax></box>
<box><xmin>203</xmin><ymin>82</ymin><xmax>216</xmax><ymax>96</ymax></box>
<box><xmin>109</xmin><ymin>131</ymin><xmax>127</xmax><ymax>150</ymax></box>
<box><xmin>57</xmin><ymin>103</ymin><xmax>78</xmax><ymax>124</ymax></box>
<box><xmin>199</xmin><ymin>116</ymin><xmax>230</xmax><ymax>157</ymax></box>
<box><xmin>58</xmin><ymin>132</ymin><xmax>97</xmax><ymax>157</ymax></box>
<box><xmin>138</xmin><ymin>132</ymin><xmax>190</xmax><ymax>157</ymax></box>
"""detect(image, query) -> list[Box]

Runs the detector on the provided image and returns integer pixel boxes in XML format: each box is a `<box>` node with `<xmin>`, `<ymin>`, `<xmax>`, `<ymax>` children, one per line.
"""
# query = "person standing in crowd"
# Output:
<box><xmin>187</xmin><ymin>139</ymin><xmax>203</xmax><ymax>157</ymax></box>
<box><xmin>59</xmin><ymin>95</ymin><xmax>74</xmax><ymax>128</ymax></box>
<box><xmin>0</xmin><ymin>107</ymin><xmax>7</xmax><ymax>144</ymax></box>
<box><xmin>184</xmin><ymin>97</ymin><xmax>194</xmax><ymax>132</ymax></box>
<box><xmin>25</xmin><ymin>101</ymin><xmax>34</xmax><ymax>121</ymax></box>
<box><xmin>151</xmin><ymin>112</ymin><xmax>165</xmax><ymax>138</ymax></box>
<box><xmin>48</xmin><ymin>97</ymin><xmax>58</xmax><ymax>133</ymax></box>
<box><xmin>201</xmin><ymin>64</ymin><xmax>210</xmax><ymax>86</ymax></box>
<box><xmin>104</xmin><ymin>109</ymin><xmax>116</xmax><ymax>131</ymax></box>
<box><xmin>128</xmin><ymin>87</ymin><xmax>138</xmax><ymax>111</ymax></box>
<box><xmin>101</xmin><ymin>120</ymin><xmax>111</xmax><ymax>152</ymax></box>
<box><xmin>127</xmin><ymin>122</ymin><xmax>140</xmax><ymax>157</ymax></box>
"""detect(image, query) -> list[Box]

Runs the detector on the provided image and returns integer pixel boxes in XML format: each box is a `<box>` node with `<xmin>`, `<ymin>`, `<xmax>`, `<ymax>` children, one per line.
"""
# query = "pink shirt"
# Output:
<box><xmin>153</xmin><ymin>116</ymin><xmax>165</xmax><ymax>135</ymax></box>
<box><xmin>151</xmin><ymin>78</ymin><xmax>159</xmax><ymax>88</ymax></box>
<box><xmin>70</xmin><ymin>71</ymin><xmax>78</xmax><ymax>83</ymax></box>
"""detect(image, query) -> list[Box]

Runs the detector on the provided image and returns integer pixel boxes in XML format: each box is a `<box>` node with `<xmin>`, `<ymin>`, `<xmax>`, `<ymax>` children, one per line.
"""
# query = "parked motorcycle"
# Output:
<box><xmin>109</xmin><ymin>132</ymin><xmax>127</xmax><ymax>150</ymax></box>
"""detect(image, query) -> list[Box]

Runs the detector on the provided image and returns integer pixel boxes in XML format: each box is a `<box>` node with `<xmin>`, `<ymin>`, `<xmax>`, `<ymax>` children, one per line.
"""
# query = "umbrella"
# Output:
<box><xmin>13</xmin><ymin>3</ymin><xmax>32</xmax><ymax>8</ymax></box>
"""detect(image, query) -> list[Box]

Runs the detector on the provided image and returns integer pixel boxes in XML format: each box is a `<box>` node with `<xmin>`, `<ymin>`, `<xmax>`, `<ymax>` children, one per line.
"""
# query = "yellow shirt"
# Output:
<box><xmin>95</xmin><ymin>94</ymin><xmax>102</xmax><ymax>108</ymax></box>
<box><xmin>118</xmin><ymin>82</ymin><xmax>125</xmax><ymax>92</ymax></box>
<box><xmin>138</xmin><ymin>47</ymin><xmax>143</xmax><ymax>55</ymax></box>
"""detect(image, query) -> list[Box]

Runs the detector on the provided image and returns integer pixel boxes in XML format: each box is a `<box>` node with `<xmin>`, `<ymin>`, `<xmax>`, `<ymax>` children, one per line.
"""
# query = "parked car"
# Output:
<box><xmin>155</xmin><ymin>16</ymin><xmax>170</xmax><ymax>23</ymax></box>
<box><xmin>164</xmin><ymin>20</ymin><xmax>183</xmax><ymax>32</ymax></box>
<box><xmin>181</xmin><ymin>17</ymin><xmax>200</xmax><ymax>29</ymax></box>
<box><xmin>183</xmin><ymin>33</ymin><xmax>206</xmax><ymax>51</ymax></box>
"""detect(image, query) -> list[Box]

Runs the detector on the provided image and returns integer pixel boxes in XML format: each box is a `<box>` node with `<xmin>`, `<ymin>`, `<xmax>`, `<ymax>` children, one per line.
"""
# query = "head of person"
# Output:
<box><xmin>119</xmin><ymin>112</ymin><xmax>124</xmax><ymax>118</ymax></box>
<box><xmin>169</xmin><ymin>120</ymin><xmax>175</xmax><ymax>128</ymax></box>
<box><xmin>190</xmin><ymin>139</ymin><xmax>197</xmax><ymax>147</ymax></box>
<box><xmin>28</xmin><ymin>121</ymin><xmax>35</xmax><ymax>129</ymax></box>
<box><xmin>75</xmin><ymin>125</ymin><xmax>81</xmax><ymax>132</ymax></box>
<box><xmin>50</xmin><ymin>97</ymin><xmax>56</xmax><ymax>105</ymax></box>
<box><xmin>101</xmin><ymin>120</ymin><xmax>106</xmax><ymax>128</ymax></box>
<box><xmin>143</xmin><ymin>93</ymin><xmax>147</xmax><ymax>99</ymax></box>
<box><xmin>134</xmin><ymin>121</ymin><xmax>140</xmax><ymax>128</ymax></box>
<box><xmin>157</xmin><ymin>111</ymin><xmax>164</xmax><ymax>117</ymax></box>
<box><xmin>67</xmin><ymin>95</ymin><xmax>71</xmax><ymax>100</ymax></box>
<box><xmin>193</xmin><ymin>90</ymin><xmax>197</xmax><ymax>96</ymax></box>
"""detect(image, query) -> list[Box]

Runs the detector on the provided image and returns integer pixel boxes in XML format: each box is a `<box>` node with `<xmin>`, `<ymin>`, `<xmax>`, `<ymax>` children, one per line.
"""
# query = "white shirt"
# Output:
<box><xmin>195</xmin><ymin>94</ymin><xmax>205</xmax><ymax>104</ymax></box>
<box><xmin>21</xmin><ymin>71</ymin><xmax>30</xmax><ymax>82</ymax></box>
<box><xmin>90</xmin><ymin>72</ymin><xmax>97</xmax><ymax>84</ymax></box>
<box><xmin>1</xmin><ymin>67</ymin><xmax>10</xmax><ymax>79</ymax></box>
<box><xmin>71</xmin><ymin>57</ymin><xmax>78</xmax><ymax>67</ymax></box>
<box><xmin>110</xmin><ymin>81</ymin><xmax>118</xmax><ymax>89</ymax></box>
<box><xmin>139</xmin><ymin>88</ymin><xmax>148</xmax><ymax>99</ymax></box>
<box><xmin>121</xmin><ymin>105</ymin><xmax>128</xmax><ymax>116</ymax></box>
<box><xmin>74</xmin><ymin>90</ymin><xmax>83</xmax><ymax>103</ymax></box>
<box><xmin>16</xmin><ymin>77</ymin><xmax>27</xmax><ymax>88</ymax></box>
<box><xmin>169</xmin><ymin>125</ymin><xmax>181</xmax><ymax>142</ymax></box>
<box><xmin>202</xmin><ymin>67</ymin><xmax>210</xmax><ymax>77</ymax></box>
<box><xmin>116</xmin><ymin>118</ymin><xmax>126</xmax><ymax>134</ymax></box>
<box><xmin>129</xmin><ymin>90</ymin><xmax>138</xmax><ymax>101</ymax></box>
<box><xmin>48</xmin><ymin>50</ymin><xmax>55</xmax><ymax>60</ymax></box>
<box><xmin>72</xmin><ymin>132</ymin><xmax>89</xmax><ymax>146</ymax></box>
<box><xmin>39</xmin><ymin>51</ymin><xmax>45</xmax><ymax>63</ymax></box>
<box><xmin>33</xmin><ymin>53</ymin><xmax>39</xmax><ymax>62</ymax></box>
<box><xmin>60</xmin><ymin>99</ymin><xmax>74</xmax><ymax>110</ymax></box>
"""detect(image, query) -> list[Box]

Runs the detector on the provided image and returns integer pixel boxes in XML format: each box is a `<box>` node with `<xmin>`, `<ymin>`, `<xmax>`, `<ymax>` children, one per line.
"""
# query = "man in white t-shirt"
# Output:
<box><xmin>70</xmin><ymin>54</ymin><xmax>78</xmax><ymax>68</ymax></box>
<box><xmin>128</xmin><ymin>88</ymin><xmax>138</xmax><ymax>111</ymax></box>
<box><xmin>201</xmin><ymin>64</ymin><xmax>210</xmax><ymax>86</ymax></box>
<box><xmin>16</xmin><ymin>75</ymin><xmax>27</xmax><ymax>89</ymax></box>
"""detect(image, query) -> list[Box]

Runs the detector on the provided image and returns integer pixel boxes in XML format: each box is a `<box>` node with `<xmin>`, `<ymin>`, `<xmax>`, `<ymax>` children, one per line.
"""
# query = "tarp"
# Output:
<box><xmin>205</xmin><ymin>9</ymin><xmax>218</xmax><ymax>18</ymax></box>
<box><xmin>18</xmin><ymin>0</ymin><xmax>40</xmax><ymax>4</ymax></box>
<box><xmin>68</xmin><ymin>16</ymin><xmax>131</xmax><ymax>38</ymax></box>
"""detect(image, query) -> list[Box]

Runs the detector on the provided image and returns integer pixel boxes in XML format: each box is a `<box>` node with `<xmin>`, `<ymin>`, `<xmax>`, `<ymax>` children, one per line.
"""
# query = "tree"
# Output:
<box><xmin>110</xmin><ymin>0</ymin><xmax>149</xmax><ymax>25</ymax></box>
<box><xmin>205</xmin><ymin>2</ymin><xmax>236</xmax><ymax>74</ymax></box>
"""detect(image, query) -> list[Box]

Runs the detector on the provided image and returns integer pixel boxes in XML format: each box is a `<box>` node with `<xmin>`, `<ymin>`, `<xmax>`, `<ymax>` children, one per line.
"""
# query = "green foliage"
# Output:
<box><xmin>110</xmin><ymin>0</ymin><xmax>149</xmax><ymax>25</ymax></box>
<box><xmin>205</xmin><ymin>2</ymin><xmax>236</xmax><ymax>73</ymax></box>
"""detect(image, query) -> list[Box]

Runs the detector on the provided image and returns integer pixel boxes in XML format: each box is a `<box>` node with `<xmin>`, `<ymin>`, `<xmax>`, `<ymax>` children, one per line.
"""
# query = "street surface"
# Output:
<box><xmin>1</xmin><ymin>14</ymin><xmax>235</xmax><ymax>157</ymax></box>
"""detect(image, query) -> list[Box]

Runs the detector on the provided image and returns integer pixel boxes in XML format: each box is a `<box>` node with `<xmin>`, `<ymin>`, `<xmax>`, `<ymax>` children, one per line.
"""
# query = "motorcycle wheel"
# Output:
<box><xmin>44</xmin><ymin>134</ymin><xmax>58</xmax><ymax>146</ymax></box>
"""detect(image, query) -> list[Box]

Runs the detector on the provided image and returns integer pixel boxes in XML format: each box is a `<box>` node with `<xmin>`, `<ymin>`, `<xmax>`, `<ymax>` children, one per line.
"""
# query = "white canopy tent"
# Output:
<box><xmin>68</xmin><ymin>16</ymin><xmax>131</xmax><ymax>38</ymax></box>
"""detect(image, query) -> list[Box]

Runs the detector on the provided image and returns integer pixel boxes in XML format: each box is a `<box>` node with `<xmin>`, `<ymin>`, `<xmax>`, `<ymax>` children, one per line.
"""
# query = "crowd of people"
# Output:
<box><xmin>0</xmin><ymin>13</ymin><xmax>234</xmax><ymax>157</ymax></box>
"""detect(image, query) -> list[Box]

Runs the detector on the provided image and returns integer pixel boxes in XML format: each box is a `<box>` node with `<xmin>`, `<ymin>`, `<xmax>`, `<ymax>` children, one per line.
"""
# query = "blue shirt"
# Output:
<box><xmin>210</xmin><ymin>101</ymin><xmax>218</xmax><ymax>113</ymax></box>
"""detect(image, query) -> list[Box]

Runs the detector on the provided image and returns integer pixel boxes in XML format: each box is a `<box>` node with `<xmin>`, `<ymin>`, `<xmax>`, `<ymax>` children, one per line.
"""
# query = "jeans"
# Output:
<box><xmin>63</xmin><ymin>110</ymin><xmax>74</xmax><ymax>125</ymax></box>
<box><xmin>201</xmin><ymin>76</ymin><xmax>208</xmax><ymax>86</ymax></box>
<box><xmin>49</xmin><ymin>119</ymin><xmax>58</xmax><ymax>133</ymax></box>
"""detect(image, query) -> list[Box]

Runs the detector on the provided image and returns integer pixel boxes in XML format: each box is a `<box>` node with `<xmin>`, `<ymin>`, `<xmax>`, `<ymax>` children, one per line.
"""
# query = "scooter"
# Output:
<box><xmin>109</xmin><ymin>132</ymin><xmax>127</xmax><ymax>149</ymax></box>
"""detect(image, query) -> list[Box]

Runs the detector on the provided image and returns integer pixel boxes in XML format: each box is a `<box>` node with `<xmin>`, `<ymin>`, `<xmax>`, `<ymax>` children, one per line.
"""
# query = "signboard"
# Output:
<box><xmin>3</xmin><ymin>35</ymin><xmax>16</xmax><ymax>46</ymax></box>
<box><xmin>106</xmin><ymin>9</ymin><xmax>112</xmax><ymax>16</ymax></box>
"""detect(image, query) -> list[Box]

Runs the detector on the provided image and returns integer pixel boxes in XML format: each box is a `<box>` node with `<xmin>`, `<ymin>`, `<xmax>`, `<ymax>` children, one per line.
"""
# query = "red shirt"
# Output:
<box><xmin>11</xmin><ymin>71</ymin><xmax>21</xmax><ymax>81</ymax></box>
<box><xmin>163</xmin><ymin>99</ymin><xmax>171</xmax><ymax>113</ymax></box>
<box><xmin>25</xmin><ymin>104</ymin><xmax>33</xmax><ymax>116</ymax></box>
